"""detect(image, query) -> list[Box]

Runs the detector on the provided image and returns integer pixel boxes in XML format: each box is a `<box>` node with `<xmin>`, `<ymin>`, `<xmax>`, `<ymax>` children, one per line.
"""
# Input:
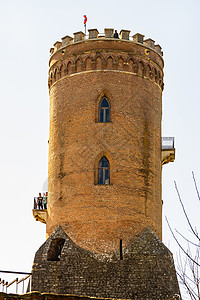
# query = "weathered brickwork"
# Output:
<box><xmin>31</xmin><ymin>226</ymin><xmax>180</xmax><ymax>299</ymax></box>
<box><xmin>47</xmin><ymin>30</ymin><xmax>163</xmax><ymax>253</ymax></box>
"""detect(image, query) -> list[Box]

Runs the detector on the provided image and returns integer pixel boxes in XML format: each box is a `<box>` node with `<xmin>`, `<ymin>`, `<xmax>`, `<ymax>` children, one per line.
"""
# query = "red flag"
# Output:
<box><xmin>83</xmin><ymin>15</ymin><xmax>87</xmax><ymax>25</ymax></box>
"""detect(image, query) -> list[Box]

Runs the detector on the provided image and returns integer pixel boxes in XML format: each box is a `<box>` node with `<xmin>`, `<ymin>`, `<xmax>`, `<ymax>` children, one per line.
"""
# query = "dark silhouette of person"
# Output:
<box><xmin>113</xmin><ymin>30</ymin><xmax>119</xmax><ymax>38</ymax></box>
<box><xmin>38</xmin><ymin>193</ymin><xmax>43</xmax><ymax>209</ymax></box>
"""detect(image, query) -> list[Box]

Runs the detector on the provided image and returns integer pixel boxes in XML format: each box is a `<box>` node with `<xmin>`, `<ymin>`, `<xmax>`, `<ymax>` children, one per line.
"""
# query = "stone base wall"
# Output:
<box><xmin>31</xmin><ymin>226</ymin><xmax>180</xmax><ymax>299</ymax></box>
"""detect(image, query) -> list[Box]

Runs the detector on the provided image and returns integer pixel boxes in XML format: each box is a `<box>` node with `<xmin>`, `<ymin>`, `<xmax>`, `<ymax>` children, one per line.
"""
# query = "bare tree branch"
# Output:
<box><xmin>175</xmin><ymin>229</ymin><xmax>200</xmax><ymax>247</ymax></box>
<box><xmin>177</xmin><ymin>254</ymin><xmax>198</xmax><ymax>299</ymax></box>
<box><xmin>170</xmin><ymin>175</ymin><xmax>200</xmax><ymax>299</ymax></box>
<box><xmin>166</xmin><ymin>217</ymin><xmax>200</xmax><ymax>267</ymax></box>
<box><xmin>174</xmin><ymin>181</ymin><xmax>200</xmax><ymax>242</ymax></box>
<box><xmin>192</xmin><ymin>171</ymin><xmax>200</xmax><ymax>202</ymax></box>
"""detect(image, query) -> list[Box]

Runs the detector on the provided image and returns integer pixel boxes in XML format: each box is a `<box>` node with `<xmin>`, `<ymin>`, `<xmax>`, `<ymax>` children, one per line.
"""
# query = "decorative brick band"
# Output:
<box><xmin>50</xmin><ymin>70</ymin><xmax>163</xmax><ymax>92</ymax></box>
<box><xmin>48</xmin><ymin>52</ymin><xmax>164</xmax><ymax>90</ymax></box>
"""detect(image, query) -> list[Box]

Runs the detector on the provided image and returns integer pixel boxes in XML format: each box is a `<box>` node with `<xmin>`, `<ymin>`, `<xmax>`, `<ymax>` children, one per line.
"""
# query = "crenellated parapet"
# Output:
<box><xmin>48</xmin><ymin>28</ymin><xmax>164</xmax><ymax>90</ymax></box>
<box><xmin>50</xmin><ymin>28</ymin><xmax>163</xmax><ymax>56</ymax></box>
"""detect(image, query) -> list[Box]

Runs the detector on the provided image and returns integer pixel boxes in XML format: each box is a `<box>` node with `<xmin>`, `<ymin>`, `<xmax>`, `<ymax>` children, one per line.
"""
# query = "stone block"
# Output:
<box><xmin>88</xmin><ymin>29</ymin><xmax>99</xmax><ymax>39</ymax></box>
<box><xmin>73</xmin><ymin>31</ymin><xmax>85</xmax><ymax>42</ymax></box>
<box><xmin>50</xmin><ymin>48</ymin><xmax>54</xmax><ymax>55</ymax></box>
<box><xmin>155</xmin><ymin>44</ymin><xmax>162</xmax><ymax>54</ymax></box>
<box><xmin>132</xmin><ymin>33</ymin><xmax>145</xmax><ymax>43</ymax></box>
<box><xmin>119</xmin><ymin>29</ymin><xmax>130</xmax><ymax>40</ymax></box>
<box><xmin>62</xmin><ymin>35</ymin><xmax>73</xmax><ymax>46</ymax></box>
<box><xmin>144</xmin><ymin>38</ymin><xmax>155</xmax><ymax>49</ymax></box>
<box><xmin>54</xmin><ymin>41</ymin><xmax>62</xmax><ymax>51</ymax></box>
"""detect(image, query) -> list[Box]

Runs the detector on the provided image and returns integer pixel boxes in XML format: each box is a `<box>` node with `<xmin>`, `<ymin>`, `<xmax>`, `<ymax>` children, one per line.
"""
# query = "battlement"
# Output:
<box><xmin>50</xmin><ymin>28</ymin><xmax>163</xmax><ymax>57</ymax></box>
<box><xmin>48</xmin><ymin>28</ymin><xmax>164</xmax><ymax>91</ymax></box>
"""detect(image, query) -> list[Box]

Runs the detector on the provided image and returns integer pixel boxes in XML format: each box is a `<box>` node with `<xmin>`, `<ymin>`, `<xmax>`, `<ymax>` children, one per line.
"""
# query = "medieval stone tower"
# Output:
<box><xmin>32</xmin><ymin>28</ymin><xmax>179</xmax><ymax>299</ymax></box>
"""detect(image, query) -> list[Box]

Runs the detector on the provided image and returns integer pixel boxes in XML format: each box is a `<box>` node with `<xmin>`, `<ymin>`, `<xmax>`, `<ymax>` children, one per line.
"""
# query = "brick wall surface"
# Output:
<box><xmin>31</xmin><ymin>226</ymin><xmax>180</xmax><ymax>299</ymax></box>
<box><xmin>47</xmin><ymin>37</ymin><xmax>163</xmax><ymax>253</ymax></box>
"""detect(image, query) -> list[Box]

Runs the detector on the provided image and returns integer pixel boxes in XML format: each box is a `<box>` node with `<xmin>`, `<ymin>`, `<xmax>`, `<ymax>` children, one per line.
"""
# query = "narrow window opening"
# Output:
<box><xmin>98</xmin><ymin>156</ymin><xmax>110</xmax><ymax>185</ymax></box>
<box><xmin>47</xmin><ymin>238</ymin><xmax>65</xmax><ymax>261</ymax></box>
<box><xmin>120</xmin><ymin>239</ymin><xmax>123</xmax><ymax>260</ymax></box>
<box><xmin>99</xmin><ymin>97</ymin><xmax>110</xmax><ymax>122</ymax></box>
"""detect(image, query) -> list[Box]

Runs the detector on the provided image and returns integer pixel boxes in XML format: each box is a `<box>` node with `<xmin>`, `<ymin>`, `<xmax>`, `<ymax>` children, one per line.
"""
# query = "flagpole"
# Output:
<box><xmin>83</xmin><ymin>15</ymin><xmax>87</xmax><ymax>36</ymax></box>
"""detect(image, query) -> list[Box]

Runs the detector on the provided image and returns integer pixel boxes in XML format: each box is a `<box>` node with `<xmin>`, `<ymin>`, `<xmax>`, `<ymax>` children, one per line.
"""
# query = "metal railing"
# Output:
<box><xmin>0</xmin><ymin>270</ymin><xmax>31</xmax><ymax>294</ymax></box>
<box><xmin>161</xmin><ymin>137</ymin><xmax>175</xmax><ymax>150</ymax></box>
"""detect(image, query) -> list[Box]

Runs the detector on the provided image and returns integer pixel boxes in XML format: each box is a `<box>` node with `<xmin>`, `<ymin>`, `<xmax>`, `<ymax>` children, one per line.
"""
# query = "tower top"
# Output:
<box><xmin>50</xmin><ymin>28</ymin><xmax>163</xmax><ymax>57</ymax></box>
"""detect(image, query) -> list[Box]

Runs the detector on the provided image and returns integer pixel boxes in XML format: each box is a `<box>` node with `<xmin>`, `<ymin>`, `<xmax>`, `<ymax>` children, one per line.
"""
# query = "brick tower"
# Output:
<box><xmin>32</xmin><ymin>28</ymin><xmax>179</xmax><ymax>299</ymax></box>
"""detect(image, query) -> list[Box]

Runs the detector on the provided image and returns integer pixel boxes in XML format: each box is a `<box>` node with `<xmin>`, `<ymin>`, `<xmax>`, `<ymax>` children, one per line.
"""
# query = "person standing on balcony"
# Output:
<box><xmin>38</xmin><ymin>193</ymin><xmax>43</xmax><ymax>209</ymax></box>
<box><xmin>42</xmin><ymin>192</ymin><xmax>47</xmax><ymax>209</ymax></box>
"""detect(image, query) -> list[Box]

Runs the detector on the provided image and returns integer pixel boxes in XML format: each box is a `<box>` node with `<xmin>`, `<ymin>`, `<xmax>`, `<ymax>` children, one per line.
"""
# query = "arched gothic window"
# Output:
<box><xmin>99</xmin><ymin>98</ymin><xmax>110</xmax><ymax>122</ymax></box>
<box><xmin>98</xmin><ymin>156</ymin><xmax>110</xmax><ymax>184</ymax></box>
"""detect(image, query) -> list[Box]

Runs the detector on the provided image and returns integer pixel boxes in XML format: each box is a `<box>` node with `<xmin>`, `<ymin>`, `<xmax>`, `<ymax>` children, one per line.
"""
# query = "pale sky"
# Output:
<box><xmin>0</xmin><ymin>0</ymin><xmax>200</xmax><ymax>298</ymax></box>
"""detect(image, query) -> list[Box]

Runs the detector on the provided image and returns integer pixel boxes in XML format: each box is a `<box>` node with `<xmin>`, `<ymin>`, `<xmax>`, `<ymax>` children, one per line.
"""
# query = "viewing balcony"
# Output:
<box><xmin>32</xmin><ymin>195</ymin><xmax>47</xmax><ymax>224</ymax></box>
<box><xmin>161</xmin><ymin>137</ymin><xmax>175</xmax><ymax>165</ymax></box>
